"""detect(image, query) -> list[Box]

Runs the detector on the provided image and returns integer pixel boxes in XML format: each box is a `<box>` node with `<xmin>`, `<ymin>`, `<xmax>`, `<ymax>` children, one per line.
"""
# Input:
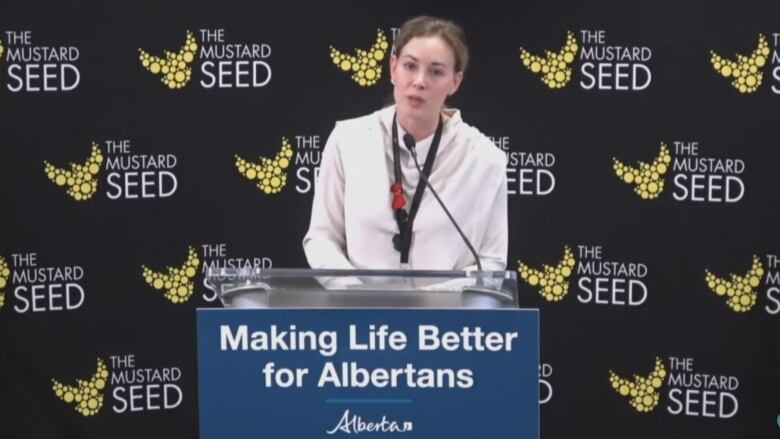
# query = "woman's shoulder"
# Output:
<box><xmin>333</xmin><ymin>106</ymin><xmax>391</xmax><ymax>134</ymax></box>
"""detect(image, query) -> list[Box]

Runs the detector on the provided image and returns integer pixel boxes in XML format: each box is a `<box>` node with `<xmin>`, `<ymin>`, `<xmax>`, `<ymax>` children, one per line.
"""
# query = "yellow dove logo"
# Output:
<box><xmin>609</xmin><ymin>357</ymin><xmax>666</xmax><ymax>413</ymax></box>
<box><xmin>705</xmin><ymin>255</ymin><xmax>764</xmax><ymax>313</ymax></box>
<box><xmin>329</xmin><ymin>29</ymin><xmax>389</xmax><ymax>86</ymax></box>
<box><xmin>235</xmin><ymin>137</ymin><xmax>295</xmax><ymax>195</ymax></box>
<box><xmin>139</xmin><ymin>30</ymin><xmax>199</xmax><ymax>89</ymax></box>
<box><xmin>613</xmin><ymin>142</ymin><xmax>672</xmax><ymax>200</ymax></box>
<box><xmin>52</xmin><ymin>358</ymin><xmax>110</xmax><ymax>416</ymax></box>
<box><xmin>44</xmin><ymin>143</ymin><xmax>104</xmax><ymax>201</ymax></box>
<box><xmin>710</xmin><ymin>34</ymin><xmax>770</xmax><ymax>94</ymax></box>
<box><xmin>142</xmin><ymin>246</ymin><xmax>201</xmax><ymax>304</ymax></box>
<box><xmin>518</xmin><ymin>246</ymin><xmax>577</xmax><ymax>302</ymax></box>
<box><xmin>519</xmin><ymin>31</ymin><xmax>579</xmax><ymax>89</ymax></box>
<box><xmin>0</xmin><ymin>255</ymin><xmax>9</xmax><ymax>310</ymax></box>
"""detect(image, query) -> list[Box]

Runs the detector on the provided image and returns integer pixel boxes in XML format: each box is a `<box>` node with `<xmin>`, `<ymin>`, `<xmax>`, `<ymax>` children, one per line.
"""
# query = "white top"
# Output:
<box><xmin>302</xmin><ymin>105</ymin><xmax>508</xmax><ymax>271</ymax></box>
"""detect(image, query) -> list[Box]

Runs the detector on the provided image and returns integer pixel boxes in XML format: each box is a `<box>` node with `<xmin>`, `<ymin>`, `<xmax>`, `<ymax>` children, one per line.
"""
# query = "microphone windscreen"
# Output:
<box><xmin>402</xmin><ymin>133</ymin><xmax>416</xmax><ymax>150</ymax></box>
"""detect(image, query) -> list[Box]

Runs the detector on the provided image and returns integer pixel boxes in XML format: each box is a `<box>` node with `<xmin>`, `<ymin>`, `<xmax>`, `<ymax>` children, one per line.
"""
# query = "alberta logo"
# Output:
<box><xmin>138</xmin><ymin>30</ymin><xmax>198</xmax><ymax>89</ymax></box>
<box><xmin>612</xmin><ymin>142</ymin><xmax>672</xmax><ymax>200</ymax></box>
<box><xmin>608</xmin><ymin>357</ymin><xmax>666</xmax><ymax>413</ymax></box>
<box><xmin>235</xmin><ymin>137</ymin><xmax>296</xmax><ymax>195</ymax></box>
<box><xmin>517</xmin><ymin>246</ymin><xmax>577</xmax><ymax>302</ymax></box>
<box><xmin>43</xmin><ymin>143</ymin><xmax>105</xmax><ymax>201</ymax></box>
<box><xmin>52</xmin><ymin>358</ymin><xmax>110</xmax><ymax>416</ymax></box>
<box><xmin>142</xmin><ymin>246</ymin><xmax>200</xmax><ymax>304</ymax></box>
<box><xmin>519</xmin><ymin>31</ymin><xmax>579</xmax><ymax>89</ymax></box>
<box><xmin>329</xmin><ymin>29</ymin><xmax>389</xmax><ymax>87</ymax></box>
<box><xmin>710</xmin><ymin>34</ymin><xmax>770</xmax><ymax>94</ymax></box>
<box><xmin>0</xmin><ymin>255</ymin><xmax>9</xmax><ymax>309</ymax></box>
<box><xmin>704</xmin><ymin>255</ymin><xmax>764</xmax><ymax>313</ymax></box>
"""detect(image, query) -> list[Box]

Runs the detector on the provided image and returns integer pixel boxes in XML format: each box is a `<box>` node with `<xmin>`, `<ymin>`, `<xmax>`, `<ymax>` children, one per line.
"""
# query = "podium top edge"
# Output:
<box><xmin>205</xmin><ymin>267</ymin><xmax>517</xmax><ymax>279</ymax></box>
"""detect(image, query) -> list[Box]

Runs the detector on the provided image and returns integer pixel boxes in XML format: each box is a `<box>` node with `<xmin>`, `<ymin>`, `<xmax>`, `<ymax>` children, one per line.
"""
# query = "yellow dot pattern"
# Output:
<box><xmin>710</xmin><ymin>34</ymin><xmax>770</xmax><ymax>94</ymax></box>
<box><xmin>44</xmin><ymin>142</ymin><xmax>104</xmax><ymax>201</ymax></box>
<box><xmin>609</xmin><ymin>357</ymin><xmax>666</xmax><ymax>413</ymax></box>
<box><xmin>705</xmin><ymin>255</ymin><xmax>763</xmax><ymax>313</ymax></box>
<box><xmin>329</xmin><ymin>29</ymin><xmax>389</xmax><ymax>87</ymax></box>
<box><xmin>519</xmin><ymin>31</ymin><xmax>579</xmax><ymax>89</ymax></box>
<box><xmin>51</xmin><ymin>358</ymin><xmax>110</xmax><ymax>417</ymax></box>
<box><xmin>235</xmin><ymin>137</ymin><xmax>295</xmax><ymax>195</ymax></box>
<box><xmin>613</xmin><ymin>142</ymin><xmax>672</xmax><ymax>200</ymax></box>
<box><xmin>0</xmin><ymin>39</ymin><xmax>4</xmax><ymax>61</ymax></box>
<box><xmin>142</xmin><ymin>246</ymin><xmax>201</xmax><ymax>304</ymax></box>
<box><xmin>0</xmin><ymin>255</ymin><xmax>8</xmax><ymax>310</ymax></box>
<box><xmin>139</xmin><ymin>30</ymin><xmax>198</xmax><ymax>89</ymax></box>
<box><xmin>518</xmin><ymin>246</ymin><xmax>577</xmax><ymax>302</ymax></box>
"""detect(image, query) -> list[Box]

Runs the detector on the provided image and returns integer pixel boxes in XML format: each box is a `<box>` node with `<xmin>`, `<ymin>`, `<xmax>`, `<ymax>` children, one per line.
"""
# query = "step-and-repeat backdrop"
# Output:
<box><xmin>1</xmin><ymin>1</ymin><xmax>778</xmax><ymax>437</ymax></box>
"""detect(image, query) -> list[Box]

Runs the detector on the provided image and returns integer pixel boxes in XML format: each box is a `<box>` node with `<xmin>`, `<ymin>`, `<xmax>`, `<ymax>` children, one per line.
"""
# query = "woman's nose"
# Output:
<box><xmin>412</xmin><ymin>70</ymin><xmax>426</xmax><ymax>89</ymax></box>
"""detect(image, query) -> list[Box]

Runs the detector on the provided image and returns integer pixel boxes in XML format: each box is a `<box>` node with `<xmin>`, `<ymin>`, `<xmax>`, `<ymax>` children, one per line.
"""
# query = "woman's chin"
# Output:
<box><xmin>397</xmin><ymin>105</ymin><xmax>429</xmax><ymax>121</ymax></box>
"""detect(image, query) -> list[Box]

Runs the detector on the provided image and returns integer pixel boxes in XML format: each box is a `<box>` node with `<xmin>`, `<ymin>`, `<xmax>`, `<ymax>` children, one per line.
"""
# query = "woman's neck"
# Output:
<box><xmin>398</xmin><ymin>113</ymin><xmax>439</xmax><ymax>142</ymax></box>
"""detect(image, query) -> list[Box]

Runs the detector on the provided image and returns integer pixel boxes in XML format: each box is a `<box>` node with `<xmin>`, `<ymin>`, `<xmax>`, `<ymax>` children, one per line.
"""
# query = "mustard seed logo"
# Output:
<box><xmin>521</xmin><ymin>30</ymin><xmax>653</xmax><ymax>91</ymax></box>
<box><xmin>8</xmin><ymin>252</ymin><xmax>87</xmax><ymax>313</ymax></box>
<box><xmin>138</xmin><ymin>30</ymin><xmax>198</xmax><ymax>89</ymax></box>
<box><xmin>142</xmin><ymin>247</ymin><xmax>200</xmax><ymax>304</ymax></box>
<box><xmin>292</xmin><ymin>134</ymin><xmax>322</xmax><ymax>194</ymax></box>
<box><xmin>710</xmin><ymin>34</ymin><xmax>770</xmax><ymax>94</ymax></box>
<box><xmin>2</xmin><ymin>31</ymin><xmax>82</xmax><ymax>92</ymax></box>
<box><xmin>613</xmin><ymin>142</ymin><xmax>672</xmax><ymax>200</ymax></box>
<box><xmin>0</xmin><ymin>255</ymin><xmax>9</xmax><ymax>309</ymax></box>
<box><xmin>705</xmin><ymin>255</ymin><xmax>764</xmax><ymax>313</ymax></box>
<box><xmin>198</xmin><ymin>29</ymin><xmax>272</xmax><ymax>89</ymax></box>
<box><xmin>666</xmin><ymin>356</ymin><xmax>740</xmax><ymax>418</ymax></box>
<box><xmin>109</xmin><ymin>354</ymin><xmax>184</xmax><ymax>413</ymax></box>
<box><xmin>519</xmin><ymin>31</ymin><xmax>579</xmax><ymax>89</ymax></box>
<box><xmin>44</xmin><ymin>143</ymin><xmax>105</xmax><ymax>201</ymax></box>
<box><xmin>235</xmin><ymin>137</ymin><xmax>295</xmax><ymax>195</ymax></box>
<box><xmin>329</xmin><ymin>29</ymin><xmax>389</xmax><ymax>87</ymax></box>
<box><xmin>492</xmin><ymin>135</ymin><xmax>558</xmax><ymax>197</ymax></box>
<box><xmin>52</xmin><ymin>358</ymin><xmax>110</xmax><ymax>416</ymax></box>
<box><xmin>608</xmin><ymin>357</ymin><xmax>666</xmax><ymax>413</ymax></box>
<box><xmin>517</xmin><ymin>246</ymin><xmax>577</xmax><ymax>302</ymax></box>
<box><xmin>671</xmin><ymin>141</ymin><xmax>746</xmax><ymax>203</ymax></box>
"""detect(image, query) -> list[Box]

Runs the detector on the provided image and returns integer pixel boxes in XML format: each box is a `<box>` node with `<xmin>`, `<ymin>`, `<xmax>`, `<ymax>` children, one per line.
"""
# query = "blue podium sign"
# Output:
<box><xmin>197</xmin><ymin>309</ymin><xmax>539</xmax><ymax>438</ymax></box>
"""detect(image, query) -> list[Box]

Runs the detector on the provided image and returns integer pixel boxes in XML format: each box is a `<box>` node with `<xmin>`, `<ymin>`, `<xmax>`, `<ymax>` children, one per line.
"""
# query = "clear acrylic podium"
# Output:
<box><xmin>198</xmin><ymin>269</ymin><xmax>537</xmax><ymax>438</ymax></box>
<box><xmin>206</xmin><ymin>268</ymin><xmax>518</xmax><ymax>309</ymax></box>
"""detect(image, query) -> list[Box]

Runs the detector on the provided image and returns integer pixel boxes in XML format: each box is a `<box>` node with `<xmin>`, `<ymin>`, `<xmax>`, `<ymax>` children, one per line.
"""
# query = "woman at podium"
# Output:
<box><xmin>303</xmin><ymin>16</ymin><xmax>507</xmax><ymax>271</ymax></box>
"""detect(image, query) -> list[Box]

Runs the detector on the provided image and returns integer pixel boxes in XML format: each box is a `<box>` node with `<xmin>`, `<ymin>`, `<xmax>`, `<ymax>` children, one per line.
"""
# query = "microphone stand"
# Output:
<box><xmin>404</xmin><ymin>134</ymin><xmax>500</xmax><ymax>295</ymax></box>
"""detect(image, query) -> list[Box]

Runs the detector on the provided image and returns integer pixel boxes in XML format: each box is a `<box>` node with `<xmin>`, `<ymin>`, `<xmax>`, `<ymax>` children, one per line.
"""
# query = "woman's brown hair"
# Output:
<box><xmin>393</xmin><ymin>16</ymin><xmax>469</xmax><ymax>74</ymax></box>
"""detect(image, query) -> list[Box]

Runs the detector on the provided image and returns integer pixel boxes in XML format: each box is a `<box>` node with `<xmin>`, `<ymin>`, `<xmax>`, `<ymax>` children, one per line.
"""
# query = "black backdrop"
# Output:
<box><xmin>1</xmin><ymin>0</ymin><xmax>779</xmax><ymax>438</ymax></box>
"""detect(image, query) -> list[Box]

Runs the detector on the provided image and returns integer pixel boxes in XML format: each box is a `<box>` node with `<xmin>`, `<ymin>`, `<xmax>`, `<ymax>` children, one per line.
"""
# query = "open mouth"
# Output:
<box><xmin>407</xmin><ymin>96</ymin><xmax>425</xmax><ymax>106</ymax></box>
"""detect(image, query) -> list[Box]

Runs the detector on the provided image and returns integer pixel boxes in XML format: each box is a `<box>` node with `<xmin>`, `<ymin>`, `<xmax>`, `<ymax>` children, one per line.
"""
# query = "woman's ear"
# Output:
<box><xmin>389</xmin><ymin>54</ymin><xmax>398</xmax><ymax>85</ymax></box>
<box><xmin>449</xmin><ymin>71</ymin><xmax>464</xmax><ymax>96</ymax></box>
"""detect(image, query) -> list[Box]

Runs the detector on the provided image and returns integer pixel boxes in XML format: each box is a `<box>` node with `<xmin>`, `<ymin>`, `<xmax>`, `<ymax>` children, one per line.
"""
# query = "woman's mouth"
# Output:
<box><xmin>407</xmin><ymin>95</ymin><xmax>425</xmax><ymax>107</ymax></box>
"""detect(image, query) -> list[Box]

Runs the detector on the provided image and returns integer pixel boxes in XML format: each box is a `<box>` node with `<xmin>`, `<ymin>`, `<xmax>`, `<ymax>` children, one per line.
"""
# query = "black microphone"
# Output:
<box><xmin>403</xmin><ymin>133</ymin><xmax>483</xmax><ymax>272</ymax></box>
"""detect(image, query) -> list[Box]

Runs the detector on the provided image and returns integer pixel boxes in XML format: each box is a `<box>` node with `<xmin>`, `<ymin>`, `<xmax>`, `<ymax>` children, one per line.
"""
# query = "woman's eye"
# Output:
<box><xmin>404</xmin><ymin>62</ymin><xmax>416</xmax><ymax>70</ymax></box>
<box><xmin>431</xmin><ymin>69</ymin><xmax>444</xmax><ymax>77</ymax></box>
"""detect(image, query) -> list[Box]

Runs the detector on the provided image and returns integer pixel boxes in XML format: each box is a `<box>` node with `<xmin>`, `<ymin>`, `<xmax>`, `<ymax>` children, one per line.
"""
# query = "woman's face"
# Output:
<box><xmin>390</xmin><ymin>36</ymin><xmax>463</xmax><ymax>124</ymax></box>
